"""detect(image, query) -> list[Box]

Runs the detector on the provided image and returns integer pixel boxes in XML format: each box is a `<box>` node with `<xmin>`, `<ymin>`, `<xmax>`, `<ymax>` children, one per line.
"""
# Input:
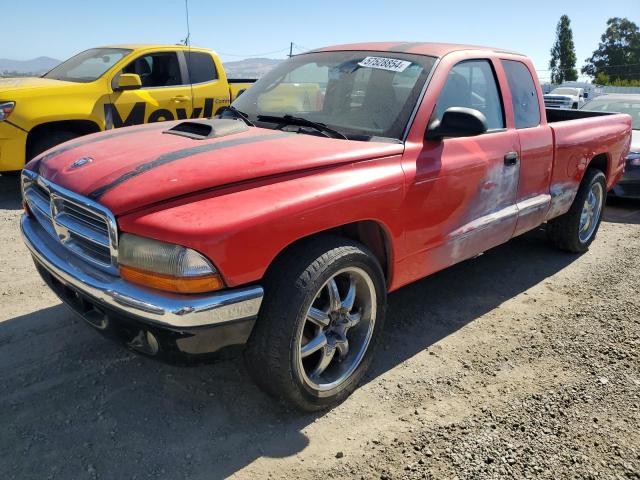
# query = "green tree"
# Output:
<box><xmin>549</xmin><ymin>15</ymin><xmax>578</xmax><ymax>84</ymax></box>
<box><xmin>582</xmin><ymin>17</ymin><xmax>640</xmax><ymax>82</ymax></box>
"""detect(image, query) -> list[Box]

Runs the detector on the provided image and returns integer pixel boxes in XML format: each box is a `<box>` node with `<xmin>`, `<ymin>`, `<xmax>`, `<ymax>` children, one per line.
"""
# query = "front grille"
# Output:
<box><xmin>544</xmin><ymin>97</ymin><xmax>571</xmax><ymax>108</ymax></box>
<box><xmin>22</xmin><ymin>171</ymin><xmax>118</xmax><ymax>273</ymax></box>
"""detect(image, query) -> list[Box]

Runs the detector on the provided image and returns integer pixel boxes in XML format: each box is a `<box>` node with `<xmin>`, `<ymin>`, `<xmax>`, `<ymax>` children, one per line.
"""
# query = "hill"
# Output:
<box><xmin>0</xmin><ymin>56</ymin><xmax>61</xmax><ymax>76</ymax></box>
<box><xmin>223</xmin><ymin>58</ymin><xmax>282</xmax><ymax>79</ymax></box>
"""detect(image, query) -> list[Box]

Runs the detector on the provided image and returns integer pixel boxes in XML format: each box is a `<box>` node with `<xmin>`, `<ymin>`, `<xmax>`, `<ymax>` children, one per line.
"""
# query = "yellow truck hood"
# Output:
<box><xmin>0</xmin><ymin>76</ymin><xmax>79</xmax><ymax>95</ymax></box>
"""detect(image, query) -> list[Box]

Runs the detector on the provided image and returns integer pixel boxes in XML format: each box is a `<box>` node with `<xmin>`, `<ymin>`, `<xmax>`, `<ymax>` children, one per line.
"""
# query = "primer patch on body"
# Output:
<box><xmin>358</xmin><ymin>56</ymin><xmax>411</xmax><ymax>72</ymax></box>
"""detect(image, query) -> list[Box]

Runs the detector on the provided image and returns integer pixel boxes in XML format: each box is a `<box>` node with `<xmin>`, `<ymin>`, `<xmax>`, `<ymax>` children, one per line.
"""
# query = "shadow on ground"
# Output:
<box><xmin>0</xmin><ymin>225</ymin><xmax>586</xmax><ymax>479</ymax></box>
<box><xmin>605</xmin><ymin>197</ymin><xmax>640</xmax><ymax>225</ymax></box>
<box><xmin>0</xmin><ymin>174</ymin><xmax>21</xmax><ymax>210</ymax></box>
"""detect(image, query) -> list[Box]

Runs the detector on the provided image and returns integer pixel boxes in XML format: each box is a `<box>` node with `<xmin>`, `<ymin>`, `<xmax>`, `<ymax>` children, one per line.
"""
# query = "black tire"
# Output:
<box><xmin>28</xmin><ymin>130</ymin><xmax>79</xmax><ymax>160</ymax></box>
<box><xmin>244</xmin><ymin>236</ymin><xmax>386</xmax><ymax>411</ymax></box>
<box><xmin>547</xmin><ymin>169</ymin><xmax>607</xmax><ymax>253</ymax></box>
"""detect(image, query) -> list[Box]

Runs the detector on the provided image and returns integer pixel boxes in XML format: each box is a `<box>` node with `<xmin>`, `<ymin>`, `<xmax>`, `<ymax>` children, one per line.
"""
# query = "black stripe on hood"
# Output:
<box><xmin>88</xmin><ymin>132</ymin><xmax>292</xmax><ymax>200</ymax></box>
<box><xmin>33</xmin><ymin>124</ymin><xmax>167</xmax><ymax>173</ymax></box>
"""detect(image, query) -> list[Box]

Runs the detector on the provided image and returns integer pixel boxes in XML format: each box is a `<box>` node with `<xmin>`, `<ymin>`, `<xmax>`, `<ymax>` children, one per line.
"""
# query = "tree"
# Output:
<box><xmin>549</xmin><ymin>15</ymin><xmax>578</xmax><ymax>84</ymax></box>
<box><xmin>582</xmin><ymin>17</ymin><xmax>640</xmax><ymax>82</ymax></box>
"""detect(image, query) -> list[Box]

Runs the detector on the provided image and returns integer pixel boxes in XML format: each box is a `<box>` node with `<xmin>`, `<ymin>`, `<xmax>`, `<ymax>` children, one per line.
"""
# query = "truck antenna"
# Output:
<box><xmin>183</xmin><ymin>0</ymin><xmax>191</xmax><ymax>46</ymax></box>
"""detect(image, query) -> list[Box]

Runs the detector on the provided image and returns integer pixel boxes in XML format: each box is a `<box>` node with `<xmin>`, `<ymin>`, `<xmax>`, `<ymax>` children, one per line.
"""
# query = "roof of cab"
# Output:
<box><xmin>310</xmin><ymin>42</ymin><xmax>524</xmax><ymax>58</ymax></box>
<box><xmin>98</xmin><ymin>44</ymin><xmax>214</xmax><ymax>53</ymax></box>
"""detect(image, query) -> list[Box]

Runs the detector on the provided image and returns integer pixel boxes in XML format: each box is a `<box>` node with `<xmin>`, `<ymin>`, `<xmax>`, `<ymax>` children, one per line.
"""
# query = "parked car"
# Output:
<box><xmin>20</xmin><ymin>42</ymin><xmax>631</xmax><ymax>411</ymax></box>
<box><xmin>582</xmin><ymin>94</ymin><xmax>640</xmax><ymax>198</ymax></box>
<box><xmin>0</xmin><ymin>45</ymin><xmax>254</xmax><ymax>172</ymax></box>
<box><xmin>544</xmin><ymin>87</ymin><xmax>586</xmax><ymax>109</ymax></box>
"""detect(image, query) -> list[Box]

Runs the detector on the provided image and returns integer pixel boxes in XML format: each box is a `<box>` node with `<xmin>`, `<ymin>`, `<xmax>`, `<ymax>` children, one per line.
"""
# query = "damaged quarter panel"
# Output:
<box><xmin>546</xmin><ymin>113</ymin><xmax>631</xmax><ymax>220</ymax></box>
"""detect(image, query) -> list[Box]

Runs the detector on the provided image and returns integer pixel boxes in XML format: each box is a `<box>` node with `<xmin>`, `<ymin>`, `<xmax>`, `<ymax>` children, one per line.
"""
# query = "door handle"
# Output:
<box><xmin>170</xmin><ymin>95</ymin><xmax>189</xmax><ymax>103</ymax></box>
<box><xmin>504</xmin><ymin>151</ymin><xmax>519</xmax><ymax>166</ymax></box>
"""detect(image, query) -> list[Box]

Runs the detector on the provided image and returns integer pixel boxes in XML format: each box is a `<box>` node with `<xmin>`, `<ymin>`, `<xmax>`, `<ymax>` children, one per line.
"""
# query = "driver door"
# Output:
<box><xmin>106</xmin><ymin>51</ymin><xmax>191</xmax><ymax>128</ymax></box>
<box><xmin>406</xmin><ymin>59</ymin><xmax>520</xmax><ymax>273</ymax></box>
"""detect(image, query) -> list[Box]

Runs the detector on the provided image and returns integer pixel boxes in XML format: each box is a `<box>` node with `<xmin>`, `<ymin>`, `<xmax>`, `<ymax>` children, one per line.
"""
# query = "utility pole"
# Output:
<box><xmin>289</xmin><ymin>42</ymin><xmax>293</xmax><ymax>58</ymax></box>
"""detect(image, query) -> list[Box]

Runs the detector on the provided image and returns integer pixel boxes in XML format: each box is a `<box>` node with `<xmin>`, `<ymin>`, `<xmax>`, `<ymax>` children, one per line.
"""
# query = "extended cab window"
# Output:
<box><xmin>122</xmin><ymin>52</ymin><xmax>183</xmax><ymax>88</ymax></box>
<box><xmin>501</xmin><ymin>60</ymin><xmax>541</xmax><ymax>129</ymax></box>
<box><xmin>434</xmin><ymin>60</ymin><xmax>504</xmax><ymax>131</ymax></box>
<box><xmin>186</xmin><ymin>52</ymin><xmax>218</xmax><ymax>84</ymax></box>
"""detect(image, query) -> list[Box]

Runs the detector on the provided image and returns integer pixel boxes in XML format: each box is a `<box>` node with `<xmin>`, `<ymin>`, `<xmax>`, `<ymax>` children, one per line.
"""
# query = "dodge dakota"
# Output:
<box><xmin>0</xmin><ymin>44</ymin><xmax>254</xmax><ymax>172</ymax></box>
<box><xmin>20</xmin><ymin>42</ymin><xmax>631</xmax><ymax>411</ymax></box>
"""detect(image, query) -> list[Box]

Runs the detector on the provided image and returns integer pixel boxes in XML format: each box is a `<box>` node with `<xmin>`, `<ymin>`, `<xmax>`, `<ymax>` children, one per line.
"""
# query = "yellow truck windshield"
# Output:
<box><xmin>44</xmin><ymin>48</ymin><xmax>132</xmax><ymax>83</ymax></box>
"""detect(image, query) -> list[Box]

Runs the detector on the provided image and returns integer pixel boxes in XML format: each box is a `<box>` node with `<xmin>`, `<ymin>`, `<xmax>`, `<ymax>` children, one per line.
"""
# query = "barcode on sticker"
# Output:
<box><xmin>358</xmin><ymin>56</ymin><xmax>411</xmax><ymax>72</ymax></box>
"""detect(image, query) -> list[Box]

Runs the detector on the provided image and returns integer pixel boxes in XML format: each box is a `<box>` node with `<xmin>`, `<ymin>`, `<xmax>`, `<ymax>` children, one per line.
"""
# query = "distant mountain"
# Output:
<box><xmin>223</xmin><ymin>58</ymin><xmax>282</xmax><ymax>79</ymax></box>
<box><xmin>0</xmin><ymin>56</ymin><xmax>61</xmax><ymax>76</ymax></box>
<box><xmin>0</xmin><ymin>55</ymin><xmax>279</xmax><ymax>79</ymax></box>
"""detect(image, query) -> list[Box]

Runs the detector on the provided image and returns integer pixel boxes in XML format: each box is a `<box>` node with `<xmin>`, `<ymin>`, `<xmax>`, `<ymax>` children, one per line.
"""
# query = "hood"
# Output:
<box><xmin>30</xmin><ymin>122</ymin><xmax>404</xmax><ymax>216</ymax></box>
<box><xmin>0</xmin><ymin>76</ymin><xmax>81</xmax><ymax>95</ymax></box>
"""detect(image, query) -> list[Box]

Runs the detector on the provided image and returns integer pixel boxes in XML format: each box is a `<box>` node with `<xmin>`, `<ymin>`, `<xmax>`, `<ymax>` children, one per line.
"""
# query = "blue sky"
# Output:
<box><xmin>3</xmin><ymin>0</ymin><xmax>639</xmax><ymax>81</ymax></box>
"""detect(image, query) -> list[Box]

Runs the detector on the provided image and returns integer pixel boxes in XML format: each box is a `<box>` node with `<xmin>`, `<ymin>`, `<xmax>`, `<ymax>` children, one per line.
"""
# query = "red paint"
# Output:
<box><xmin>27</xmin><ymin>44</ymin><xmax>632</xmax><ymax>292</ymax></box>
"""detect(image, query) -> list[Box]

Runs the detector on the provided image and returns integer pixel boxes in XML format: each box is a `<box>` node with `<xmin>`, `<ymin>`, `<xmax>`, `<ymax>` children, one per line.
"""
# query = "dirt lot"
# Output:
<box><xmin>0</xmin><ymin>174</ymin><xmax>638</xmax><ymax>480</ymax></box>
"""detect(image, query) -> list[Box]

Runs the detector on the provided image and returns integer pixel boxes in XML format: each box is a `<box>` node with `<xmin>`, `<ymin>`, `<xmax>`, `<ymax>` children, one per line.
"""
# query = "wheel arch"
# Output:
<box><xmin>26</xmin><ymin>120</ymin><xmax>101</xmax><ymax>159</ymax></box>
<box><xmin>587</xmin><ymin>152</ymin><xmax>609</xmax><ymax>179</ymax></box>
<box><xmin>264</xmin><ymin>220</ymin><xmax>394</xmax><ymax>288</ymax></box>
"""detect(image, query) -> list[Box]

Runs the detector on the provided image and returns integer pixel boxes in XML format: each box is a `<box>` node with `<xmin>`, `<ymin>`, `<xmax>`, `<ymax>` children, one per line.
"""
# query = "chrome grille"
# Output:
<box><xmin>22</xmin><ymin>170</ymin><xmax>118</xmax><ymax>274</ymax></box>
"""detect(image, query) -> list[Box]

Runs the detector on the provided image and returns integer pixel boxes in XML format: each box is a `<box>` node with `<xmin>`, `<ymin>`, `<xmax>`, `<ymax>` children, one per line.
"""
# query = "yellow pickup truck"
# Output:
<box><xmin>0</xmin><ymin>44</ymin><xmax>255</xmax><ymax>172</ymax></box>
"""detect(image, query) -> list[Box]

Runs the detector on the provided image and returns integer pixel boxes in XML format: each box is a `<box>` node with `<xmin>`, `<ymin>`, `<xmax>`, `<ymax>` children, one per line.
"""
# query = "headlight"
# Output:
<box><xmin>0</xmin><ymin>101</ymin><xmax>15</xmax><ymax>121</ymax></box>
<box><xmin>118</xmin><ymin>233</ymin><xmax>224</xmax><ymax>293</ymax></box>
<box><xmin>627</xmin><ymin>152</ymin><xmax>640</xmax><ymax>167</ymax></box>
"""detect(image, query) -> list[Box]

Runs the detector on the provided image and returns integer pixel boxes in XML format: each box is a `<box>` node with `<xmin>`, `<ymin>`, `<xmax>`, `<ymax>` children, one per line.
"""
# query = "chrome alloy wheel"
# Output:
<box><xmin>579</xmin><ymin>182</ymin><xmax>604</xmax><ymax>243</ymax></box>
<box><xmin>296</xmin><ymin>267</ymin><xmax>376</xmax><ymax>393</ymax></box>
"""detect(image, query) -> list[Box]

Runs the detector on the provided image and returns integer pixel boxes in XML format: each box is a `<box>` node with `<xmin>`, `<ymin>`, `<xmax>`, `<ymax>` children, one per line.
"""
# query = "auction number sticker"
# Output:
<box><xmin>358</xmin><ymin>56</ymin><xmax>411</xmax><ymax>72</ymax></box>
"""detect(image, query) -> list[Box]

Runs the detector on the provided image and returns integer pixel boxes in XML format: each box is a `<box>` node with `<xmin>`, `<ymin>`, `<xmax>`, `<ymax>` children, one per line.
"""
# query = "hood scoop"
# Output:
<box><xmin>163</xmin><ymin>118</ymin><xmax>249</xmax><ymax>140</ymax></box>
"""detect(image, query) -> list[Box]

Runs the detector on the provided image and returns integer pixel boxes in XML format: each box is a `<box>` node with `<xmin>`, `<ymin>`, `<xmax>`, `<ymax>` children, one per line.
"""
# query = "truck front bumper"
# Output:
<box><xmin>21</xmin><ymin>214</ymin><xmax>264</xmax><ymax>359</ymax></box>
<box><xmin>0</xmin><ymin>121</ymin><xmax>27</xmax><ymax>172</ymax></box>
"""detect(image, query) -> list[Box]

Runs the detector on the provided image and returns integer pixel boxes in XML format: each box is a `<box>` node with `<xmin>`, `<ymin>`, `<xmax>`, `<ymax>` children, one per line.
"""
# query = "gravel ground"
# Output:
<box><xmin>0</xmin><ymin>174</ymin><xmax>638</xmax><ymax>480</ymax></box>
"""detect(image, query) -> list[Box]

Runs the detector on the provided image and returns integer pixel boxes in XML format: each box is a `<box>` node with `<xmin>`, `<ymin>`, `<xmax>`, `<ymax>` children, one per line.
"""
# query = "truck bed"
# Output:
<box><xmin>545</xmin><ymin>108</ymin><xmax>617</xmax><ymax>123</ymax></box>
<box><xmin>545</xmin><ymin>110</ymin><xmax>631</xmax><ymax>219</ymax></box>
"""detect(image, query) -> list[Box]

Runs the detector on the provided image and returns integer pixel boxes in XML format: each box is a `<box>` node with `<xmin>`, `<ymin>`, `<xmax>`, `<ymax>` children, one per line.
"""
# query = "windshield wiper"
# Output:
<box><xmin>220</xmin><ymin>106</ymin><xmax>254</xmax><ymax>126</ymax></box>
<box><xmin>257</xmin><ymin>114</ymin><xmax>348</xmax><ymax>140</ymax></box>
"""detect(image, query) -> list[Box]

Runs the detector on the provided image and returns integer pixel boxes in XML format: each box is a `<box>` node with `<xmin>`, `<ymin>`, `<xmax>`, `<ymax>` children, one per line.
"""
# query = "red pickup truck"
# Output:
<box><xmin>20</xmin><ymin>42</ymin><xmax>631</xmax><ymax>411</ymax></box>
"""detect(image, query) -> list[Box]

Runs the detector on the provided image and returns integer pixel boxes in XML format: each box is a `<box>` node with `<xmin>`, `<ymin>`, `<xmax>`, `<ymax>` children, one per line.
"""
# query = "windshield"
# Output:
<box><xmin>550</xmin><ymin>88</ymin><xmax>580</xmax><ymax>96</ymax></box>
<box><xmin>231</xmin><ymin>51</ymin><xmax>437</xmax><ymax>141</ymax></box>
<box><xmin>583</xmin><ymin>97</ymin><xmax>640</xmax><ymax>129</ymax></box>
<box><xmin>44</xmin><ymin>48</ymin><xmax>131</xmax><ymax>83</ymax></box>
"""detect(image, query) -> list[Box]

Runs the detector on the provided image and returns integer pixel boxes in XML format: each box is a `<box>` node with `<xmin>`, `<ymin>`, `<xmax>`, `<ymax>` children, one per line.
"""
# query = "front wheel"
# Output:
<box><xmin>547</xmin><ymin>169</ymin><xmax>606</xmax><ymax>253</ymax></box>
<box><xmin>244</xmin><ymin>237</ymin><xmax>386</xmax><ymax>411</ymax></box>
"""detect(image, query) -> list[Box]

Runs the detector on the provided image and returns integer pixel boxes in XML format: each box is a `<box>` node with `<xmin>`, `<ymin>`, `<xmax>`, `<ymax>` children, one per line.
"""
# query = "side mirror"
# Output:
<box><xmin>425</xmin><ymin>107</ymin><xmax>488</xmax><ymax>141</ymax></box>
<box><xmin>115</xmin><ymin>73</ymin><xmax>142</xmax><ymax>91</ymax></box>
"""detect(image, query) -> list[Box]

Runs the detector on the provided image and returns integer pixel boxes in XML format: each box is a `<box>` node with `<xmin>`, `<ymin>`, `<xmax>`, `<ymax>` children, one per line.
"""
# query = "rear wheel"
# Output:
<box><xmin>245</xmin><ymin>237</ymin><xmax>386</xmax><ymax>411</ymax></box>
<box><xmin>547</xmin><ymin>169</ymin><xmax>606</xmax><ymax>253</ymax></box>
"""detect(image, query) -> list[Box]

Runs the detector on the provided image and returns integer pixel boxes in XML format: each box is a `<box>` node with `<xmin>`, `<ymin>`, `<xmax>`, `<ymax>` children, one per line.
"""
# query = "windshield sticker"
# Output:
<box><xmin>358</xmin><ymin>56</ymin><xmax>411</xmax><ymax>72</ymax></box>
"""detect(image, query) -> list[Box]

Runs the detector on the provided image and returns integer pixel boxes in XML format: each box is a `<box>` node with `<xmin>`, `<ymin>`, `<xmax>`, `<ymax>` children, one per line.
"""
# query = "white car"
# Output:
<box><xmin>544</xmin><ymin>87</ymin><xmax>586</xmax><ymax>109</ymax></box>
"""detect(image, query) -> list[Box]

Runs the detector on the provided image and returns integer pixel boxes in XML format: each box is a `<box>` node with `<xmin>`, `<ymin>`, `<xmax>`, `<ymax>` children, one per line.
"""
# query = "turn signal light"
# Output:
<box><xmin>120</xmin><ymin>265</ymin><xmax>224</xmax><ymax>294</ymax></box>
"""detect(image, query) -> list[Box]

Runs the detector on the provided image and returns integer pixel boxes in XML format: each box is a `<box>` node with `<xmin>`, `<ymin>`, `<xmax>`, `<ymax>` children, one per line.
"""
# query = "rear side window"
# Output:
<box><xmin>434</xmin><ymin>60</ymin><xmax>505</xmax><ymax>131</ymax></box>
<box><xmin>186</xmin><ymin>52</ymin><xmax>218</xmax><ymax>84</ymax></box>
<box><xmin>501</xmin><ymin>60</ymin><xmax>541</xmax><ymax>129</ymax></box>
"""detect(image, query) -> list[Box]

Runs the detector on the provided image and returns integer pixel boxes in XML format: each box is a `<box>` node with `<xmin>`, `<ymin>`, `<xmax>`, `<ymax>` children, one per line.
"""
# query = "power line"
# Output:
<box><xmin>217</xmin><ymin>42</ymin><xmax>313</xmax><ymax>59</ymax></box>
<box><xmin>536</xmin><ymin>62</ymin><xmax>640</xmax><ymax>72</ymax></box>
<box><xmin>216</xmin><ymin>47</ymin><xmax>290</xmax><ymax>58</ymax></box>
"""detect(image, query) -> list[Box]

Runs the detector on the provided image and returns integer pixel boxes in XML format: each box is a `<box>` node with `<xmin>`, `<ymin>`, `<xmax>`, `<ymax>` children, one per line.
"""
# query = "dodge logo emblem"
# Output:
<box><xmin>71</xmin><ymin>157</ymin><xmax>93</xmax><ymax>169</ymax></box>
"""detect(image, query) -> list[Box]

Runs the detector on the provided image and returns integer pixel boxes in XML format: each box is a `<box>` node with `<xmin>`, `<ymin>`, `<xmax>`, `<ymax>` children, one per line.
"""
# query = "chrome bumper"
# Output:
<box><xmin>21</xmin><ymin>214</ymin><xmax>263</xmax><ymax>328</ymax></box>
